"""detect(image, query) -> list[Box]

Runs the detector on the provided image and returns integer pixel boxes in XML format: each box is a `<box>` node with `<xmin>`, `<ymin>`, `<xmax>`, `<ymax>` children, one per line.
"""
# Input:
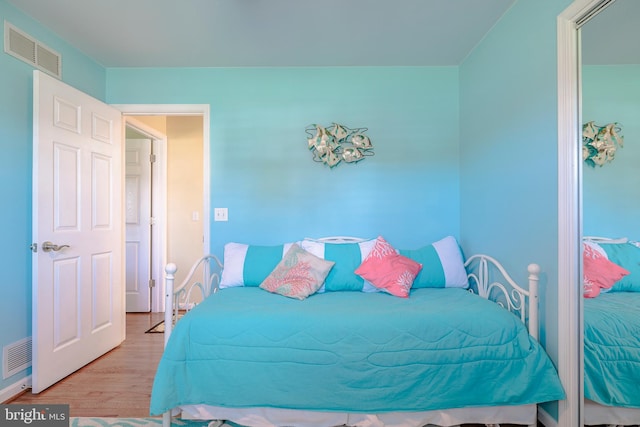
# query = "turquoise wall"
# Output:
<box><xmin>106</xmin><ymin>67</ymin><xmax>461</xmax><ymax>259</ymax></box>
<box><xmin>0</xmin><ymin>0</ymin><xmax>106</xmax><ymax>393</ymax></box>
<box><xmin>459</xmin><ymin>0</ymin><xmax>572</xmax><ymax>419</ymax></box>
<box><xmin>582</xmin><ymin>65</ymin><xmax>640</xmax><ymax>240</ymax></box>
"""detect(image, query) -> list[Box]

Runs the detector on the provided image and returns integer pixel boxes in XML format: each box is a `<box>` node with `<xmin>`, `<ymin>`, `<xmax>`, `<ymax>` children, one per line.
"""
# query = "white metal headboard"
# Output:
<box><xmin>303</xmin><ymin>236</ymin><xmax>372</xmax><ymax>243</ymax></box>
<box><xmin>464</xmin><ymin>254</ymin><xmax>540</xmax><ymax>341</ymax></box>
<box><xmin>583</xmin><ymin>236</ymin><xmax>628</xmax><ymax>244</ymax></box>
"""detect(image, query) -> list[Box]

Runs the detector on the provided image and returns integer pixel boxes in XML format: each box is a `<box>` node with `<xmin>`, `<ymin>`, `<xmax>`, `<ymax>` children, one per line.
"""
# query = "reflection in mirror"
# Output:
<box><xmin>580</xmin><ymin>1</ymin><xmax>640</xmax><ymax>424</ymax></box>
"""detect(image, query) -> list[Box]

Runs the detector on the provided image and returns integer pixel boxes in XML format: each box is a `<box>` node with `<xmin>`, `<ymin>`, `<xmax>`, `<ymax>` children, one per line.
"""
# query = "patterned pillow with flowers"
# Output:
<box><xmin>260</xmin><ymin>243</ymin><xmax>335</xmax><ymax>300</ymax></box>
<box><xmin>355</xmin><ymin>236</ymin><xmax>422</xmax><ymax>298</ymax></box>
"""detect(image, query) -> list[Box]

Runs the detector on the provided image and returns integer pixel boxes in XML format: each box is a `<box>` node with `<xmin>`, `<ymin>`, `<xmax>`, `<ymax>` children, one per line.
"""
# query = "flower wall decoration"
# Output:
<box><xmin>582</xmin><ymin>121</ymin><xmax>624</xmax><ymax>167</ymax></box>
<box><xmin>306</xmin><ymin>123</ymin><xmax>373</xmax><ymax>168</ymax></box>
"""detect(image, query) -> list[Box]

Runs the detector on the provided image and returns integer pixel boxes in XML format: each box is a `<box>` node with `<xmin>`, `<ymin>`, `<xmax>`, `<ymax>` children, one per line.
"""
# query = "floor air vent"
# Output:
<box><xmin>4</xmin><ymin>21</ymin><xmax>61</xmax><ymax>79</ymax></box>
<box><xmin>3</xmin><ymin>337</ymin><xmax>32</xmax><ymax>379</ymax></box>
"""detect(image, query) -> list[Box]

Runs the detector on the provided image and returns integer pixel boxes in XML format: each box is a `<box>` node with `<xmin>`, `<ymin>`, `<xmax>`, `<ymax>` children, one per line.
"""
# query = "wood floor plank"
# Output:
<box><xmin>6</xmin><ymin>312</ymin><xmax>165</xmax><ymax>417</ymax></box>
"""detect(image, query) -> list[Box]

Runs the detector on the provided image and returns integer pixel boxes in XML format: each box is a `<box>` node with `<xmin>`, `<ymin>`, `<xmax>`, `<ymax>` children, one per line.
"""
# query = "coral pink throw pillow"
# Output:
<box><xmin>583</xmin><ymin>243</ymin><xmax>630</xmax><ymax>298</ymax></box>
<box><xmin>355</xmin><ymin>236</ymin><xmax>422</xmax><ymax>298</ymax></box>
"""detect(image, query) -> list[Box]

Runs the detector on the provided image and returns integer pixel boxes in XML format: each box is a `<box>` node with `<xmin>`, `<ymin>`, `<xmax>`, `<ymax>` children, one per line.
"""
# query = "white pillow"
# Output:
<box><xmin>219</xmin><ymin>242</ymin><xmax>295</xmax><ymax>288</ymax></box>
<box><xmin>398</xmin><ymin>236</ymin><xmax>469</xmax><ymax>288</ymax></box>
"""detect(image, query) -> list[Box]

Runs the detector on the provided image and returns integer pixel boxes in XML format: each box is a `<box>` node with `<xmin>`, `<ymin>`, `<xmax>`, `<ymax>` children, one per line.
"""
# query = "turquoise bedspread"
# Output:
<box><xmin>584</xmin><ymin>292</ymin><xmax>640</xmax><ymax>407</ymax></box>
<box><xmin>150</xmin><ymin>287</ymin><xmax>564</xmax><ymax>415</ymax></box>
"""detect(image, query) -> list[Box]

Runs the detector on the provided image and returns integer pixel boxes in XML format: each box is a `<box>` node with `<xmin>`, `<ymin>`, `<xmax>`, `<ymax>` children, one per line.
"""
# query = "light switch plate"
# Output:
<box><xmin>214</xmin><ymin>208</ymin><xmax>228</xmax><ymax>222</ymax></box>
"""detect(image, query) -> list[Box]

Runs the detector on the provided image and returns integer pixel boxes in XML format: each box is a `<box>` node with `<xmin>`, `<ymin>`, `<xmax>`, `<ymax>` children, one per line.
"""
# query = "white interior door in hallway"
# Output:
<box><xmin>125</xmin><ymin>138</ymin><xmax>153</xmax><ymax>312</ymax></box>
<box><xmin>32</xmin><ymin>70</ymin><xmax>125</xmax><ymax>393</ymax></box>
<box><xmin>116</xmin><ymin>109</ymin><xmax>209</xmax><ymax>313</ymax></box>
<box><xmin>123</xmin><ymin>117</ymin><xmax>168</xmax><ymax>313</ymax></box>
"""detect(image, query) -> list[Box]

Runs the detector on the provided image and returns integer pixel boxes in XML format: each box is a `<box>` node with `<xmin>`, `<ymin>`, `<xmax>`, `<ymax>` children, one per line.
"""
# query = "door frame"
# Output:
<box><xmin>115</xmin><ymin>104</ymin><xmax>211</xmax><ymax>313</ymax></box>
<box><xmin>557</xmin><ymin>1</ymin><xmax>613</xmax><ymax>426</ymax></box>
<box><xmin>125</xmin><ymin>117</ymin><xmax>168</xmax><ymax>313</ymax></box>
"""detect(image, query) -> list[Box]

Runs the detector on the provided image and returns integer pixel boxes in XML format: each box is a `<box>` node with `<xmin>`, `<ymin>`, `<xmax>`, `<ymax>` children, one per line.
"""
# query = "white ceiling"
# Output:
<box><xmin>5</xmin><ymin>0</ymin><xmax>638</xmax><ymax>68</ymax></box>
<box><xmin>580</xmin><ymin>0</ymin><xmax>640</xmax><ymax>65</ymax></box>
<box><xmin>5</xmin><ymin>0</ymin><xmax>517</xmax><ymax>67</ymax></box>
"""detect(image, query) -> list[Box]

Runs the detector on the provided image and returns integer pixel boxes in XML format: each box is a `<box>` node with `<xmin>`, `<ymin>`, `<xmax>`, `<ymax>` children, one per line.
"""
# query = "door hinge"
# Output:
<box><xmin>29</xmin><ymin>243</ymin><xmax>37</xmax><ymax>253</ymax></box>
<box><xmin>149</xmin><ymin>279</ymin><xmax>156</xmax><ymax>288</ymax></box>
<box><xmin>150</xmin><ymin>154</ymin><xmax>156</xmax><ymax>163</ymax></box>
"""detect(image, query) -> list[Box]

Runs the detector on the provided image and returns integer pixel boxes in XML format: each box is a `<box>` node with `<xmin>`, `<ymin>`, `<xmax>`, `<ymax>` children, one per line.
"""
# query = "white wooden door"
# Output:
<box><xmin>125</xmin><ymin>138</ymin><xmax>152</xmax><ymax>312</ymax></box>
<box><xmin>32</xmin><ymin>71</ymin><xmax>125</xmax><ymax>393</ymax></box>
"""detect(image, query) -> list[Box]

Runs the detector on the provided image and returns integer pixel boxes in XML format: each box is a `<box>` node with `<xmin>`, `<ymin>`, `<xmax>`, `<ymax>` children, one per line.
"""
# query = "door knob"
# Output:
<box><xmin>42</xmin><ymin>241</ymin><xmax>70</xmax><ymax>252</ymax></box>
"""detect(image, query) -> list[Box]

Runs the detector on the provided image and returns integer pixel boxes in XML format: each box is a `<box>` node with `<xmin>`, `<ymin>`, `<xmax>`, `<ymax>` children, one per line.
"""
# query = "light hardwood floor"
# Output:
<box><xmin>6</xmin><ymin>312</ymin><xmax>165</xmax><ymax>417</ymax></box>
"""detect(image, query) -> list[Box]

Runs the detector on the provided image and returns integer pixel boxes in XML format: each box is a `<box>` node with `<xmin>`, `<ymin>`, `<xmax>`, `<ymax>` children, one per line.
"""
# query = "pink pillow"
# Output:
<box><xmin>355</xmin><ymin>236</ymin><xmax>422</xmax><ymax>298</ymax></box>
<box><xmin>583</xmin><ymin>243</ymin><xmax>630</xmax><ymax>298</ymax></box>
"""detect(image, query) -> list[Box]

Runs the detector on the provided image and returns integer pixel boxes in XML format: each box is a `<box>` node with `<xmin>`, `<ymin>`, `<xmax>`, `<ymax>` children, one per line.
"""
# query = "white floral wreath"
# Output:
<box><xmin>582</xmin><ymin>121</ymin><xmax>624</xmax><ymax>167</ymax></box>
<box><xmin>306</xmin><ymin>123</ymin><xmax>374</xmax><ymax>168</ymax></box>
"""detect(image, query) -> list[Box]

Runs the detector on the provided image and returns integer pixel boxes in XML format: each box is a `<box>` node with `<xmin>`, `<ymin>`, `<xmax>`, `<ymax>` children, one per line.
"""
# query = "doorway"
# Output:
<box><xmin>117</xmin><ymin>104</ymin><xmax>211</xmax><ymax>313</ymax></box>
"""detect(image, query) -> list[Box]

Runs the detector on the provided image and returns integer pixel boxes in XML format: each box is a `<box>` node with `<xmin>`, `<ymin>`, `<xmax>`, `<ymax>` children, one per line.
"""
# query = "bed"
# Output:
<box><xmin>582</xmin><ymin>237</ymin><xmax>640</xmax><ymax>426</ymax></box>
<box><xmin>151</xmin><ymin>236</ymin><xmax>564</xmax><ymax>427</ymax></box>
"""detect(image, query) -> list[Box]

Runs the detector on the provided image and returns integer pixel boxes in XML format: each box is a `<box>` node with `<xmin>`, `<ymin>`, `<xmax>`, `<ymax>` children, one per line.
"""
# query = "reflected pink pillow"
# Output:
<box><xmin>355</xmin><ymin>236</ymin><xmax>422</xmax><ymax>298</ymax></box>
<box><xmin>583</xmin><ymin>243</ymin><xmax>630</xmax><ymax>298</ymax></box>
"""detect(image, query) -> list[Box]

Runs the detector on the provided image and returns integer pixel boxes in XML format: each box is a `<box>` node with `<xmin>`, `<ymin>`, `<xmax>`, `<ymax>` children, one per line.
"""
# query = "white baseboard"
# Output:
<box><xmin>0</xmin><ymin>375</ymin><xmax>32</xmax><ymax>403</ymax></box>
<box><xmin>538</xmin><ymin>406</ymin><xmax>558</xmax><ymax>427</ymax></box>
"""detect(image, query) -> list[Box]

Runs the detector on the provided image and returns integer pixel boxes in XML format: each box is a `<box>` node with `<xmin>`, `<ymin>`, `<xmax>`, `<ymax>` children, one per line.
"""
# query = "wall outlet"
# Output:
<box><xmin>214</xmin><ymin>208</ymin><xmax>228</xmax><ymax>222</ymax></box>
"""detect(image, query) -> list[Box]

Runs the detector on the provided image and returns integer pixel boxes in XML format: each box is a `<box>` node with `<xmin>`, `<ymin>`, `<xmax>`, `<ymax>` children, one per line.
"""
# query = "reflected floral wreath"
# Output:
<box><xmin>306</xmin><ymin>123</ymin><xmax>374</xmax><ymax>168</ymax></box>
<box><xmin>582</xmin><ymin>121</ymin><xmax>624</xmax><ymax>167</ymax></box>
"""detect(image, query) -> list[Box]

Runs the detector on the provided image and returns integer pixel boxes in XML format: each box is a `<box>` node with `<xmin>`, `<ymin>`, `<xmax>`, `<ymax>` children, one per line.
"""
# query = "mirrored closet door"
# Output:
<box><xmin>580</xmin><ymin>1</ymin><xmax>640</xmax><ymax>424</ymax></box>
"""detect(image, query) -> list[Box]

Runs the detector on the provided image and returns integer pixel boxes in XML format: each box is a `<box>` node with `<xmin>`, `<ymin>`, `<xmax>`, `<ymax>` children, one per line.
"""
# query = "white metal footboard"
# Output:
<box><xmin>162</xmin><ymin>255</ymin><xmax>223</xmax><ymax>427</ymax></box>
<box><xmin>464</xmin><ymin>254</ymin><xmax>540</xmax><ymax>341</ymax></box>
<box><xmin>163</xmin><ymin>254</ymin><xmax>223</xmax><ymax>343</ymax></box>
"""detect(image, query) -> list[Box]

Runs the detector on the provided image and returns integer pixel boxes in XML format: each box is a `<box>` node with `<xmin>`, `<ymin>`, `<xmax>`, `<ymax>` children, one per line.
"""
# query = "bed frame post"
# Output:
<box><xmin>163</xmin><ymin>263</ymin><xmax>178</xmax><ymax>427</ymax></box>
<box><xmin>527</xmin><ymin>263</ymin><xmax>540</xmax><ymax>342</ymax></box>
<box><xmin>162</xmin><ymin>411</ymin><xmax>171</xmax><ymax>427</ymax></box>
<box><xmin>164</xmin><ymin>263</ymin><xmax>178</xmax><ymax>347</ymax></box>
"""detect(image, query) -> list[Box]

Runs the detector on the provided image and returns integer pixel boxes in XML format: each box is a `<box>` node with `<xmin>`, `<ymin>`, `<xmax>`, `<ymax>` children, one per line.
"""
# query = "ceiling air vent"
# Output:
<box><xmin>4</xmin><ymin>21</ymin><xmax>61</xmax><ymax>79</ymax></box>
